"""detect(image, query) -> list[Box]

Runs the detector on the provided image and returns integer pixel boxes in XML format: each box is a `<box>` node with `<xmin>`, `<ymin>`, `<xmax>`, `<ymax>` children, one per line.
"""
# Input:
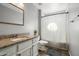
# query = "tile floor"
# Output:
<box><xmin>38</xmin><ymin>46</ymin><xmax>69</xmax><ymax>56</ymax></box>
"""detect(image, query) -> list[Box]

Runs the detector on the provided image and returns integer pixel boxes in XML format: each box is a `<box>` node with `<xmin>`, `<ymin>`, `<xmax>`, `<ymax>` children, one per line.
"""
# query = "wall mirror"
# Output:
<box><xmin>0</xmin><ymin>3</ymin><xmax>24</xmax><ymax>26</ymax></box>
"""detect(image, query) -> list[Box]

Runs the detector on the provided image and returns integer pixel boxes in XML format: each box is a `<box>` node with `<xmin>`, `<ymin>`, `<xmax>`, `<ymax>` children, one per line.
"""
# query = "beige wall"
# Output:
<box><xmin>68</xmin><ymin>3</ymin><xmax>79</xmax><ymax>56</ymax></box>
<box><xmin>0</xmin><ymin>3</ymin><xmax>38</xmax><ymax>36</ymax></box>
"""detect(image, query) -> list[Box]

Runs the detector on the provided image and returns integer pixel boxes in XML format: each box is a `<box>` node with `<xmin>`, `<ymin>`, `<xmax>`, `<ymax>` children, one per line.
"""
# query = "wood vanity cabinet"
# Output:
<box><xmin>0</xmin><ymin>36</ymin><xmax>40</xmax><ymax>56</ymax></box>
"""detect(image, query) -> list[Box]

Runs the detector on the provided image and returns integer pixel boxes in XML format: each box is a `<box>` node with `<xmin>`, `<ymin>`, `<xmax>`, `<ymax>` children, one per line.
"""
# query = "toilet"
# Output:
<box><xmin>39</xmin><ymin>40</ymin><xmax>48</xmax><ymax>46</ymax></box>
<box><xmin>38</xmin><ymin>40</ymin><xmax>48</xmax><ymax>53</ymax></box>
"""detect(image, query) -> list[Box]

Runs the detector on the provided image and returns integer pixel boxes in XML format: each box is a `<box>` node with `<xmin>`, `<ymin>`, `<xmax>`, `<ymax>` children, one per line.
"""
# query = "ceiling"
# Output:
<box><xmin>33</xmin><ymin>3</ymin><xmax>68</xmax><ymax>16</ymax></box>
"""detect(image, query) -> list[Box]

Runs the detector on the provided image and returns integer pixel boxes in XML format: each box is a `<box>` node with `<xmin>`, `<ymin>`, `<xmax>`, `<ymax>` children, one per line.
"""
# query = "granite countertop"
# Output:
<box><xmin>0</xmin><ymin>35</ymin><xmax>39</xmax><ymax>49</ymax></box>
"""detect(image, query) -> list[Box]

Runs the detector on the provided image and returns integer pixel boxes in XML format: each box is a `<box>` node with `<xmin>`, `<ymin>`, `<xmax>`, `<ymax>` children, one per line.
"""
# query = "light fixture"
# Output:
<box><xmin>47</xmin><ymin>23</ymin><xmax>58</xmax><ymax>31</ymax></box>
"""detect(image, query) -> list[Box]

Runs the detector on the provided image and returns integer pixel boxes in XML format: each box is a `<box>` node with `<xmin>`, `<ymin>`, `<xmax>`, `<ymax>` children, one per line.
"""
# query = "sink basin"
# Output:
<box><xmin>10</xmin><ymin>37</ymin><xmax>29</xmax><ymax>42</ymax></box>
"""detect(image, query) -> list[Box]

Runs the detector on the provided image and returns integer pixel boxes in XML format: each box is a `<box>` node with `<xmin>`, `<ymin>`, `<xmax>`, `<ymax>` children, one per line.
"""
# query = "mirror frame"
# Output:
<box><xmin>0</xmin><ymin>3</ymin><xmax>24</xmax><ymax>26</ymax></box>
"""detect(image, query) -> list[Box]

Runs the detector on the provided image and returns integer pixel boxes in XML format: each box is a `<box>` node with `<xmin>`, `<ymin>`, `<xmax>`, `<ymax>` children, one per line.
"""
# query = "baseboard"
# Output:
<box><xmin>46</xmin><ymin>45</ymin><xmax>68</xmax><ymax>51</ymax></box>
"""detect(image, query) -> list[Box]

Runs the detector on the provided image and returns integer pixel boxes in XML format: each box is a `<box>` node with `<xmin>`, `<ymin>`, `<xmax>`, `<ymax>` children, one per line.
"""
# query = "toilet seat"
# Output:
<box><xmin>39</xmin><ymin>40</ymin><xmax>48</xmax><ymax>45</ymax></box>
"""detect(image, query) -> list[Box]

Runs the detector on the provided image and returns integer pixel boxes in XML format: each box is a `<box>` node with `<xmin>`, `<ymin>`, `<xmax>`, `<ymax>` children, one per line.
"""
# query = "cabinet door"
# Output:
<box><xmin>0</xmin><ymin>45</ymin><xmax>17</xmax><ymax>56</ymax></box>
<box><xmin>0</xmin><ymin>48</ymin><xmax>8</xmax><ymax>56</ymax></box>
<box><xmin>20</xmin><ymin>48</ymin><xmax>31</xmax><ymax>56</ymax></box>
<box><xmin>7</xmin><ymin>45</ymin><xmax>17</xmax><ymax>56</ymax></box>
<box><xmin>32</xmin><ymin>44</ymin><xmax>38</xmax><ymax>56</ymax></box>
<box><xmin>18</xmin><ymin>40</ymin><xmax>32</xmax><ymax>52</ymax></box>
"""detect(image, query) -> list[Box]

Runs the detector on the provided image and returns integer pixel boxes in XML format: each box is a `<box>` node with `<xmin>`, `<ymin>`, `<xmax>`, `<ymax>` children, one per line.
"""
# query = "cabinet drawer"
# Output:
<box><xmin>18</xmin><ymin>40</ymin><xmax>32</xmax><ymax>51</ymax></box>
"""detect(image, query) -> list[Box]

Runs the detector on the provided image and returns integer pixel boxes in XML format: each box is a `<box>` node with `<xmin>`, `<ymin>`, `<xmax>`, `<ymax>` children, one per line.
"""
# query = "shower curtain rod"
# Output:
<box><xmin>41</xmin><ymin>10</ymin><xmax>69</xmax><ymax>18</ymax></box>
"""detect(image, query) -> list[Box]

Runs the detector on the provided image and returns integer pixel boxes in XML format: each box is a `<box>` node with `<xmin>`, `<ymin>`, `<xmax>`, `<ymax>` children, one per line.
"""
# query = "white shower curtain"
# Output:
<box><xmin>41</xmin><ymin>13</ymin><xmax>67</xmax><ymax>48</ymax></box>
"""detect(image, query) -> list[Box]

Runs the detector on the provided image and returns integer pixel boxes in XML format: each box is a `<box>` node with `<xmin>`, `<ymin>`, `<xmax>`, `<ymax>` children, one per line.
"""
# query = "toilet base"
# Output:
<box><xmin>39</xmin><ymin>46</ymin><xmax>48</xmax><ymax>53</ymax></box>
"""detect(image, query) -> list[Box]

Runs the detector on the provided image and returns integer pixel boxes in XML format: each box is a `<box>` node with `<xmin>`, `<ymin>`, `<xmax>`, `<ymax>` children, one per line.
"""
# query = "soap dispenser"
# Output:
<box><xmin>34</xmin><ymin>30</ymin><xmax>37</xmax><ymax>36</ymax></box>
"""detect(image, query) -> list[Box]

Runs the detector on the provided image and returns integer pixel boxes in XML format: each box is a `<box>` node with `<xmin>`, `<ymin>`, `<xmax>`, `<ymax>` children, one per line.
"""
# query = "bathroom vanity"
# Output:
<box><xmin>0</xmin><ymin>35</ymin><xmax>40</xmax><ymax>56</ymax></box>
